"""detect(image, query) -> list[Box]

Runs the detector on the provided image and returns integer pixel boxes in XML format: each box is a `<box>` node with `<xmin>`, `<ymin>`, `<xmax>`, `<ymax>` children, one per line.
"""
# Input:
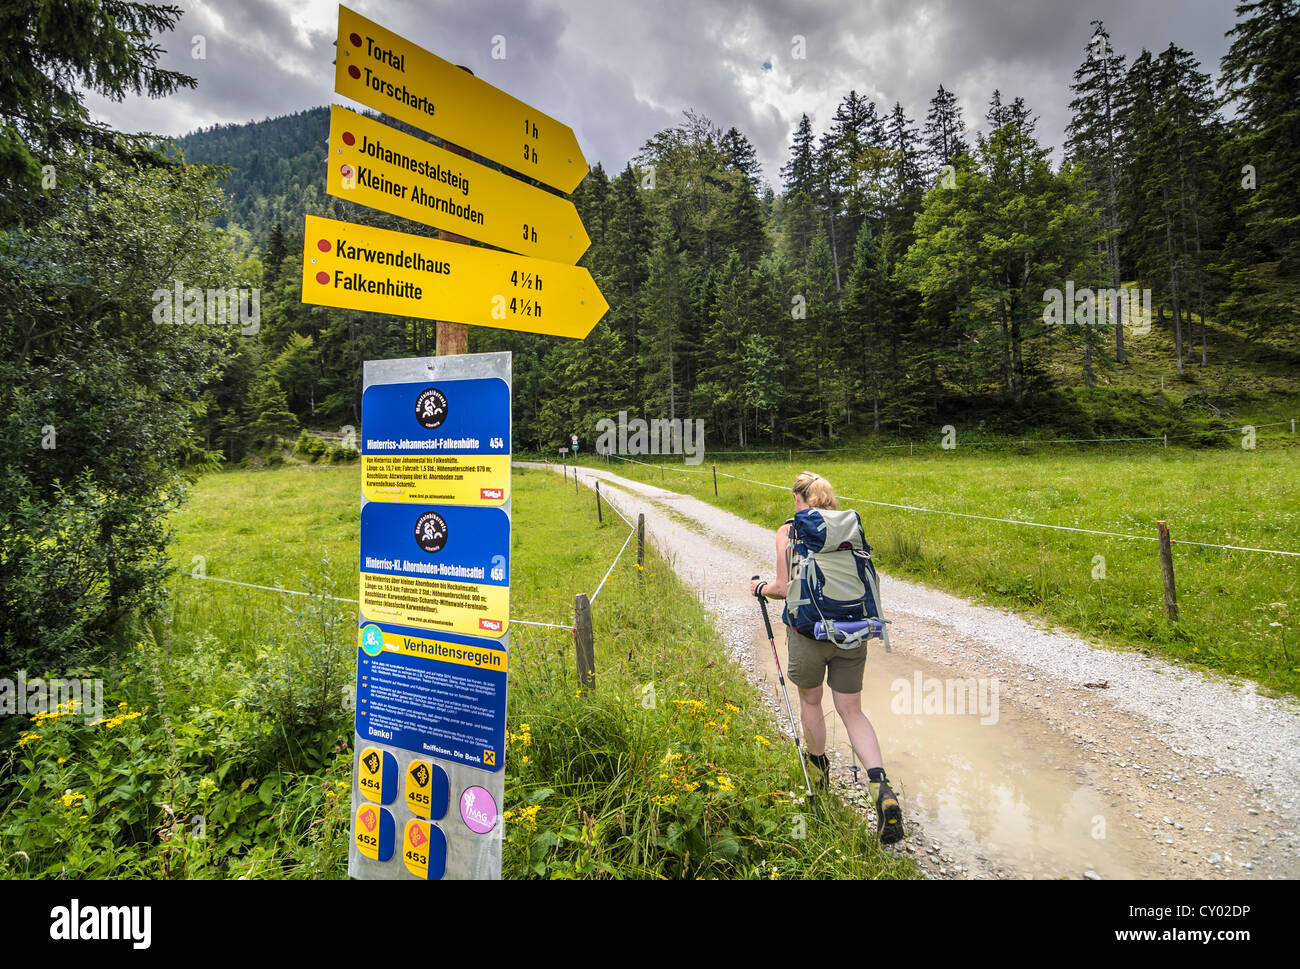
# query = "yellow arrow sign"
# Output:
<box><xmin>301</xmin><ymin>214</ymin><xmax>607</xmax><ymax>339</ymax></box>
<box><xmin>334</xmin><ymin>5</ymin><xmax>587</xmax><ymax>194</ymax></box>
<box><xmin>326</xmin><ymin>106</ymin><xmax>590</xmax><ymax>264</ymax></box>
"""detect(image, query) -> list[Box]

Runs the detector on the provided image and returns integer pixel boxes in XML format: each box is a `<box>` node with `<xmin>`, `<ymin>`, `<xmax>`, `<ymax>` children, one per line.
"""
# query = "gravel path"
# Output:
<box><xmin>521</xmin><ymin>462</ymin><xmax>1300</xmax><ymax>880</ymax></box>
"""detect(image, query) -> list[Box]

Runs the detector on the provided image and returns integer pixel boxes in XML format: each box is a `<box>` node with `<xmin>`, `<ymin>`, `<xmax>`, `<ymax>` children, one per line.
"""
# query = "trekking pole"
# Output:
<box><xmin>752</xmin><ymin>576</ymin><xmax>815</xmax><ymax>804</ymax></box>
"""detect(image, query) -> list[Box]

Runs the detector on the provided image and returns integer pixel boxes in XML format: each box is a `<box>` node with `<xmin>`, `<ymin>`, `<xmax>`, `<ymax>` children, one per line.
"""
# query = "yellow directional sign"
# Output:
<box><xmin>335</xmin><ymin>5</ymin><xmax>587</xmax><ymax>193</ymax></box>
<box><xmin>326</xmin><ymin>105</ymin><xmax>589</xmax><ymax>264</ymax></box>
<box><xmin>301</xmin><ymin>214</ymin><xmax>607</xmax><ymax>339</ymax></box>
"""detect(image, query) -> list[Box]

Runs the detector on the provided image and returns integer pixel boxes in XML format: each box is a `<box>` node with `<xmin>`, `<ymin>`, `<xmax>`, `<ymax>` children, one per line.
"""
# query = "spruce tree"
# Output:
<box><xmin>924</xmin><ymin>85</ymin><xmax>968</xmax><ymax>176</ymax></box>
<box><xmin>1066</xmin><ymin>21</ymin><xmax>1129</xmax><ymax>362</ymax></box>
<box><xmin>1218</xmin><ymin>0</ymin><xmax>1300</xmax><ymax>341</ymax></box>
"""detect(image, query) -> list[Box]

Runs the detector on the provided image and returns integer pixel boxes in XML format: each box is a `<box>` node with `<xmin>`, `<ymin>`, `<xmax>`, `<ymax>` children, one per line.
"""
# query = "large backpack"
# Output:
<box><xmin>783</xmin><ymin>507</ymin><xmax>891</xmax><ymax>650</ymax></box>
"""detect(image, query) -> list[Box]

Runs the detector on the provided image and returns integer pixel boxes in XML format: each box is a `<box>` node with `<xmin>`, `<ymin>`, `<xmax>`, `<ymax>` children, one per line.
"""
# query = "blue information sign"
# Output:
<box><xmin>356</xmin><ymin>620</ymin><xmax>507</xmax><ymax>772</ymax></box>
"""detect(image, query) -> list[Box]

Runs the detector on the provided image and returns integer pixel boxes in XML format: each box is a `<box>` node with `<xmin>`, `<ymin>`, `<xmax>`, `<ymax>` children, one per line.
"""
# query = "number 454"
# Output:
<box><xmin>490</xmin><ymin>437</ymin><xmax>504</xmax><ymax>449</ymax></box>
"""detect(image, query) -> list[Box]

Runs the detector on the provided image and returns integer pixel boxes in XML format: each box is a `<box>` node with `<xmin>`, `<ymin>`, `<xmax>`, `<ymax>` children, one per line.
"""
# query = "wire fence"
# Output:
<box><xmin>562</xmin><ymin>416</ymin><xmax>1298</xmax><ymax>461</ymax></box>
<box><xmin>183</xmin><ymin>572</ymin><xmax>579</xmax><ymax>630</ymax></box>
<box><xmin>608</xmin><ymin>454</ymin><xmax>1300</xmax><ymax>558</ymax></box>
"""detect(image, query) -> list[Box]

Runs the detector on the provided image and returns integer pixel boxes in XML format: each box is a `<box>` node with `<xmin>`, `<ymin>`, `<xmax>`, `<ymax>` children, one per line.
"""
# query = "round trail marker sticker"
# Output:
<box><xmin>460</xmin><ymin>786</ymin><xmax>497</xmax><ymax>834</ymax></box>
<box><xmin>360</xmin><ymin>623</ymin><xmax>384</xmax><ymax>656</ymax></box>
<box><xmin>413</xmin><ymin>511</ymin><xmax>448</xmax><ymax>554</ymax></box>
<box><xmin>414</xmin><ymin>387</ymin><xmax>449</xmax><ymax>429</ymax></box>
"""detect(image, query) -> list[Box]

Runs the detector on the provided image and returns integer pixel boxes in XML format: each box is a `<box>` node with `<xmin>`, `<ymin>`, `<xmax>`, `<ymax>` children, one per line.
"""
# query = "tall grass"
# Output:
<box><xmin>2</xmin><ymin>463</ymin><xmax>915</xmax><ymax>879</ymax></box>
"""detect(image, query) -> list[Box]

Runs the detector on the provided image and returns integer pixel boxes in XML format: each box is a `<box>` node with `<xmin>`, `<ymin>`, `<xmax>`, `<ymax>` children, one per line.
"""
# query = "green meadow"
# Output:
<box><xmin>585</xmin><ymin>441</ymin><xmax>1300</xmax><ymax>698</ymax></box>
<box><xmin>1</xmin><ymin>464</ymin><xmax>914</xmax><ymax>879</ymax></box>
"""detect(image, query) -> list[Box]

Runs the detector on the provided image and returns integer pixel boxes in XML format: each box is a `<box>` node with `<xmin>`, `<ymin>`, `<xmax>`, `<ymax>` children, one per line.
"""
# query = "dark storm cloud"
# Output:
<box><xmin>83</xmin><ymin>0</ymin><xmax>1241</xmax><ymax>188</ymax></box>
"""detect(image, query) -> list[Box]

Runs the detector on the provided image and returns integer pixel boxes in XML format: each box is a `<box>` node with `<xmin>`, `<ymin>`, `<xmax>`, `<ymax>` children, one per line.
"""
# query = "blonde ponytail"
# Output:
<box><xmin>792</xmin><ymin>471</ymin><xmax>837</xmax><ymax>510</ymax></box>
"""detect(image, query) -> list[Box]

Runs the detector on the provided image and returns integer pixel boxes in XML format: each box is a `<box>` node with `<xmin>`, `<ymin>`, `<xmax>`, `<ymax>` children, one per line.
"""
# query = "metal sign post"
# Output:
<box><xmin>350</xmin><ymin>351</ymin><xmax>512</xmax><ymax>880</ymax></box>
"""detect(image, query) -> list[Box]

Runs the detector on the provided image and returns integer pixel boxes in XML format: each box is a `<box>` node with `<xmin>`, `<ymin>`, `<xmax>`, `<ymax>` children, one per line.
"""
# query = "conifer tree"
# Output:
<box><xmin>1066</xmin><ymin>21</ymin><xmax>1129</xmax><ymax>362</ymax></box>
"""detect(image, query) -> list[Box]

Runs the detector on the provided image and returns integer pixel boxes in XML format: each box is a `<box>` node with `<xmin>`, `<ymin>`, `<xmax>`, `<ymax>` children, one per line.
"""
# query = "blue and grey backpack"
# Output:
<box><xmin>782</xmin><ymin>507</ymin><xmax>891</xmax><ymax>651</ymax></box>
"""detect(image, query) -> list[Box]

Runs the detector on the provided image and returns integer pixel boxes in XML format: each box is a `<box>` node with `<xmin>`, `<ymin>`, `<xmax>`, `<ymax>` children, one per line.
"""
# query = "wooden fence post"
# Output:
<box><xmin>712</xmin><ymin>465</ymin><xmax>718</xmax><ymax>496</ymax></box>
<box><xmin>575</xmin><ymin>469</ymin><xmax>580</xmax><ymax>495</ymax></box>
<box><xmin>595</xmin><ymin>480</ymin><xmax>603</xmax><ymax>523</ymax></box>
<box><xmin>574</xmin><ymin>593</ymin><xmax>595</xmax><ymax>689</ymax></box>
<box><xmin>636</xmin><ymin>513</ymin><xmax>645</xmax><ymax>574</ymax></box>
<box><xmin>1157</xmin><ymin>520</ymin><xmax>1178</xmax><ymax>622</ymax></box>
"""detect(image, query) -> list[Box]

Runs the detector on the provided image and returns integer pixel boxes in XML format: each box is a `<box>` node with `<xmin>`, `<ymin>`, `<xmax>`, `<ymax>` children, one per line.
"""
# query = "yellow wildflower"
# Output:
<box><xmin>754</xmin><ymin>735</ymin><xmax>771</xmax><ymax>747</ymax></box>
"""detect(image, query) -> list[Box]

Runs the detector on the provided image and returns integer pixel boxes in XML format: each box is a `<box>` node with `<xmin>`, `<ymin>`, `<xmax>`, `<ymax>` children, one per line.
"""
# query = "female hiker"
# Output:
<box><xmin>749</xmin><ymin>470</ymin><xmax>905</xmax><ymax>844</ymax></box>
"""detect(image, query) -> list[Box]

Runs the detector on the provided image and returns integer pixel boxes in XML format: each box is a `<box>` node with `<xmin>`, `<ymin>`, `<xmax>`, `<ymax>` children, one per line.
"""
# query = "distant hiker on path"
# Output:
<box><xmin>749</xmin><ymin>471</ymin><xmax>905</xmax><ymax>844</ymax></box>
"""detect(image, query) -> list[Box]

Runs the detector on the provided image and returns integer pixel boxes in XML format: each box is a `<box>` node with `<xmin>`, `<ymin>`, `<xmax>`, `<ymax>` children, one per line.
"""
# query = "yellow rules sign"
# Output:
<box><xmin>335</xmin><ymin>4</ymin><xmax>587</xmax><ymax>193</ymax></box>
<box><xmin>327</xmin><ymin>106</ymin><xmax>590</xmax><ymax>264</ymax></box>
<box><xmin>300</xmin><ymin>214</ymin><xmax>607</xmax><ymax>339</ymax></box>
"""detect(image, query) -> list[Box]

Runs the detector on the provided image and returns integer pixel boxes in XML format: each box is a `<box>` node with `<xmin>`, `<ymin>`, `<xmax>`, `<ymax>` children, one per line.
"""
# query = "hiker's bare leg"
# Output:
<box><xmin>832</xmin><ymin>689</ymin><xmax>884</xmax><ymax>770</ymax></box>
<box><xmin>797</xmin><ymin>684</ymin><xmax>826</xmax><ymax>756</ymax></box>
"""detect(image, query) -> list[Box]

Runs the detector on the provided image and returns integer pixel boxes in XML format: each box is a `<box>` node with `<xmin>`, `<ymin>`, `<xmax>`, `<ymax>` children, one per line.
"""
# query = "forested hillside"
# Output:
<box><xmin>176</xmin><ymin>6</ymin><xmax>1300</xmax><ymax>457</ymax></box>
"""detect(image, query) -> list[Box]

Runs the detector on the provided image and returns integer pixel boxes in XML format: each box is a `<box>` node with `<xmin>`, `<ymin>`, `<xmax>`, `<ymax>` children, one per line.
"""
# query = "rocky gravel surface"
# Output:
<box><xmin>522</xmin><ymin>463</ymin><xmax>1300</xmax><ymax>879</ymax></box>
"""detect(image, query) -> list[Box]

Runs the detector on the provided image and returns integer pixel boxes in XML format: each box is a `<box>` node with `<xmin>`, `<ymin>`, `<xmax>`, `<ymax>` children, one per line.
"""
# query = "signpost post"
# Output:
<box><xmin>352</xmin><ymin>352</ymin><xmax>512</xmax><ymax>880</ymax></box>
<box><xmin>310</xmin><ymin>3</ymin><xmax>605</xmax><ymax>880</ymax></box>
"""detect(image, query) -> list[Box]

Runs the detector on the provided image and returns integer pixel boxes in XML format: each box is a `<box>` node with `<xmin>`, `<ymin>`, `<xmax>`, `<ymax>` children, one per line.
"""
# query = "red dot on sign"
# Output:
<box><xmin>317</xmin><ymin>239</ymin><xmax>330</xmax><ymax>252</ymax></box>
<box><xmin>341</xmin><ymin>164</ymin><xmax>353</xmax><ymax>179</ymax></box>
<box><xmin>342</xmin><ymin>131</ymin><xmax>355</xmax><ymax>146</ymax></box>
<box><xmin>348</xmin><ymin>65</ymin><xmax>360</xmax><ymax>80</ymax></box>
<box><xmin>350</xmin><ymin>32</ymin><xmax>362</xmax><ymax>47</ymax></box>
<box><xmin>316</xmin><ymin>272</ymin><xmax>330</xmax><ymax>285</ymax></box>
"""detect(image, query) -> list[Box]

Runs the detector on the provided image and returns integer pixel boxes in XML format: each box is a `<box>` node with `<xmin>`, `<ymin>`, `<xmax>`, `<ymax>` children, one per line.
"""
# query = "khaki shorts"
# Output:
<box><xmin>785</xmin><ymin>624</ymin><xmax>868</xmax><ymax>693</ymax></box>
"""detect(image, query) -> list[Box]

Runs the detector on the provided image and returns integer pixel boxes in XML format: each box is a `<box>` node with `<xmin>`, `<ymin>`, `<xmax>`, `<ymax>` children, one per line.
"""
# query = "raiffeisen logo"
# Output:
<box><xmin>49</xmin><ymin>900</ymin><xmax>151</xmax><ymax>949</ymax></box>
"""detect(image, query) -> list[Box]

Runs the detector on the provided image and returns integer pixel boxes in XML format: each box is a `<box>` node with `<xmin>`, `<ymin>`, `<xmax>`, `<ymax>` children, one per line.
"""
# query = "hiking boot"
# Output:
<box><xmin>872</xmin><ymin>778</ymin><xmax>905</xmax><ymax>844</ymax></box>
<box><xmin>806</xmin><ymin>752</ymin><xmax>830</xmax><ymax>791</ymax></box>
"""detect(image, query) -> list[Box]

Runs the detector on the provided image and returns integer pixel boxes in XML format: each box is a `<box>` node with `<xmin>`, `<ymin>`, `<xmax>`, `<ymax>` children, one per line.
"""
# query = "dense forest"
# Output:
<box><xmin>170</xmin><ymin>4</ymin><xmax>1299</xmax><ymax>457</ymax></box>
<box><xmin>6</xmin><ymin>2</ymin><xmax>1297</xmax><ymax>670</ymax></box>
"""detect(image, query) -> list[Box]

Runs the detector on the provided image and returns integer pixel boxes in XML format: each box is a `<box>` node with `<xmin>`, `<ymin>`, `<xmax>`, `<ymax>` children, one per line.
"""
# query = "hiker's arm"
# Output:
<box><xmin>750</xmin><ymin>524</ymin><xmax>790</xmax><ymax>598</ymax></box>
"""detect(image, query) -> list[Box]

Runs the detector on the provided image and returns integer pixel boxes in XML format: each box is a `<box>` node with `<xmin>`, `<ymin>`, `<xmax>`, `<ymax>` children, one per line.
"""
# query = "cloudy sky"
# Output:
<box><xmin>85</xmin><ymin>0</ymin><xmax>1240</xmax><ymax>190</ymax></box>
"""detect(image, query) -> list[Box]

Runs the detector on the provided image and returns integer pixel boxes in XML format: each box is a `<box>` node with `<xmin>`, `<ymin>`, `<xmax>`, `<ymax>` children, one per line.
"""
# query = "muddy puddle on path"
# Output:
<box><xmin>752</xmin><ymin>630</ymin><xmax>1162</xmax><ymax>879</ymax></box>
